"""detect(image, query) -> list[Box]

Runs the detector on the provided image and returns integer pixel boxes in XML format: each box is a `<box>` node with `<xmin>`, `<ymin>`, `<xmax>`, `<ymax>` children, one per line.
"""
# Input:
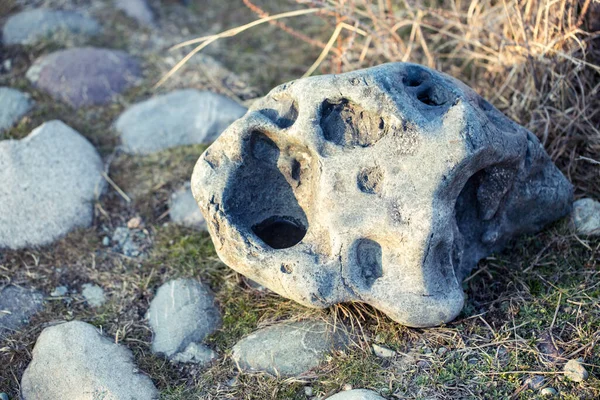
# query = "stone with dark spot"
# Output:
<box><xmin>231</xmin><ymin>320</ymin><xmax>347</xmax><ymax>376</ymax></box>
<box><xmin>0</xmin><ymin>286</ymin><xmax>43</xmax><ymax>340</ymax></box>
<box><xmin>26</xmin><ymin>47</ymin><xmax>142</xmax><ymax>108</ymax></box>
<box><xmin>191</xmin><ymin>62</ymin><xmax>572</xmax><ymax>328</ymax></box>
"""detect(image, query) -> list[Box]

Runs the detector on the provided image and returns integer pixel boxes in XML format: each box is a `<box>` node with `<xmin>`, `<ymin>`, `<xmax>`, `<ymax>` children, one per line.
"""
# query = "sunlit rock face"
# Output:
<box><xmin>191</xmin><ymin>62</ymin><xmax>573</xmax><ymax>327</ymax></box>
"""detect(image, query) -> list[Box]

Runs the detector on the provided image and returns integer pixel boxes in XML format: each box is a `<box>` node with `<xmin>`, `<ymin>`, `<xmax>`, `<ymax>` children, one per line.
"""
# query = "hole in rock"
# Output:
<box><xmin>223</xmin><ymin>130</ymin><xmax>309</xmax><ymax>250</ymax></box>
<box><xmin>354</xmin><ymin>238</ymin><xmax>383</xmax><ymax>288</ymax></box>
<box><xmin>252</xmin><ymin>216</ymin><xmax>307</xmax><ymax>249</ymax></box>
<box><xmin>416</xmin><ymin>85</ymin><xmax>448</xmax><ymax>106</ymax></box>
<box><xmin>320</xmin><ymin>99</ymin><xmax>388</xmax><ymax>147</ymax></box>
<box><xmin>403</xmin><ymin>65</ymin><xmax>430</xmax><ymax>87</ymax></box>
<box><xmin>258</xmin><ymin>95</ymin><xmax>299</xmax><ymax>129</ymax></box>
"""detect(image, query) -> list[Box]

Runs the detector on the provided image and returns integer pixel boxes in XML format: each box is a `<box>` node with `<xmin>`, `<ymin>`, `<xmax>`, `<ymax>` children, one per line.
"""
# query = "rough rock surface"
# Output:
<box><xmin>26</xmin><ymin>47</ymin><xmax>142</xmax><ymax>108</ymax></box>
<box><xmin>231</xmin><ymin>320</ymin><xmax>347</xmax><ymax>376</ymax></box>
<box><xmin>328</xmin><ymin>389</ymin><xmax>386</xmax><ymax>400</ymax></box>
<box><xmin>21</xmin><ymin>321</ymin><xmax>158</xmax><ymax>399</ymax></box>
<box><xmin>0</xmin><ymin>120</ymin><xmax>105</xmax><ymax>249</ymax></box>
<box><xmin>0</xmin><ymin>87</ymin><xmax>34</xmax><ymax>132</ymax></box>
<box><xmin>116</xmin><ymin>89</ymin><xmax>246</xmax><ymax>154</ymax></box>
<box><xmin>81</xmin><ymin>284</ymin><xmax>106</xmax><ymax>307</ymax></box>
<box><xmin>563</xmin><ymin>359</ymin><xmax>589</xmax><ymax>382</ymax></box>
<box><xmin>170</xmin><ymin>186</ymin><xmax>207</xmax><ymax>230</ymax></box>
<box><xmin>191</xmin><ymin>62</ymin><xmax>573</xmax><ymax>327</ymax></box>
<box><xmin>571</xmin><ymin>198</ymin><xmax>600</xmax><ymax>235</ymax></box>
<box><xmin>2</xmin><ymin>8</ymin><xmax>100</xmax><ymax>45</ymax></box>
<box><xmin>148</xmin><ymin>279</ymin><xmax>220</xmax><ymax>364</ymax></box>
<box><xmin>0</xmin><ymin>286</ymin><xmax>43</xmax><ymax>340</ymax></box>
<box><xmin>115</xmin><ymin>0</ymin><xmax>154</xmax><ymax>26</ymax></box>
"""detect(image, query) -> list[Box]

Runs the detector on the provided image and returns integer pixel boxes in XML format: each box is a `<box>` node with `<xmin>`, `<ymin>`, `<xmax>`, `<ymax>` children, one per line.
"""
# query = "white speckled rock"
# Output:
<box><xmin>563</xmin><ymin>359</ymin><xmax>589</xmax><ymax>382</ymax></box>
<box><xmin>27</xmin><ymin>47</ymin><xmax>142</xmax><ymax>108</ymax></box>
<box><xmin>116</xmin><ymin>89</ymin><xmax>247</xmax><ymax>154</ymax></box>
<box><xmin>2</xmin><ymin>8</ymin><xmax>100</xmax><ymax>45</ymax></box>
<box><xmin>0</xmin><ymin>286</ymin><xmax>43</xmax><ymax>340</ymax></box>
<box><xmin>328</xmin><ymin>389</ymin><xmax>386</xmax><ymax>400</ymax></box>
<box><xmin>148</xmin><ymin>279</ymin><xmax>220</xmax><ymax>364</ymax></box>
<box><xmin>232</xmin><ymin>320</ymin><xmax>347</xmax><ymax>376</ymax></box>
<box><xmin>0</xmin><ymin>87</ymin><xmax>34</xmax><ymax>132</ymax></box>
<box><xmin>571</xmin><ymin>198</ymin><xmax>600</xmax><ymax>236</ymax></box>
<box><xmin>170</xmin><ymin>186</ymin><xmax>206</xmax><ymax>231</ymax></box>
<box><xmin>21</xmin><ymin>321</ymin><xmax>158</xmax><ymax>399</ymax></box>
<box><xmin>0</xmin><ymin>120</ymin><xmax>105</xmax><ymax>249</ymax></box>
<box><xmin>115</xmin><ymin>0</ymin><xmax>154</xmax><ymax>26</ymax></box>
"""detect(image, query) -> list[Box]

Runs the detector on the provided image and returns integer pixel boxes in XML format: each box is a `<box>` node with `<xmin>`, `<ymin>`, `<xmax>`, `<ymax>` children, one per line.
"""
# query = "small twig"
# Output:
<box><xmin>102</xmin><ymin>172</ymin><xmax>131</xmax><ymax>203</ymax></box>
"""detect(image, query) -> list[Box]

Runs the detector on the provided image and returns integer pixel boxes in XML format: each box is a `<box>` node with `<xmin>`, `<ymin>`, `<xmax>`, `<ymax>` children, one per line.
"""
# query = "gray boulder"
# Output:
<box><xmin>0</xmin><ymin>286</ymin><xmax>43</xmax><ymax>340</ymax></box>
<box><xmin>328</xmin><ymin>389</ymin><xmax>386</xmax><ymax>400</ymax></box>
<box><xmin>571</xmin><ymin>198</ymin><xmax>600</xmax><ymax>235</ymax></box>
<box><xmin>170</xmin><ymin>186</ymin><xmax>207</xmax><ymax>231</ymax></box>
<box><xmin>191</xmin><ymin>62</ymin><xmax>573</xmax><ymax>327</ymax></box>
<box><xmin>0</xmin><ymin>120</ymin><xmax>105</xmax><ymax>249</ymax></box>
<box><xmin>21</xmin><ymin>321</ymin><xmax>158</xmax><ymax>399</ymax></box>
<box><xmin>231</xmin><ymin>320</ymin><xmax>347</xmax><ymax>376</ymax></box>
<box><xmin>115</xmin><ymin>0</ymin><xmax>154</xmax><ymax>26</ymax></box>
<box><xmin>0</xmin><ymin>87</ymin><xmax>34</xmax><ymax>132</ymax></box>
<box><xmin>2</xmin><ymin>8</ymin><xmax>100</xmax><ymax>46</ymax></box>
<box><xmin>116</xmin><ymin>89</ymin><xmax>246</xmax><ymax>154</ymax></box>
<box><xmin>26</xmin><ymin>47</ymin><xmax>142</xmax><ymax>108</ymax></box>
<box><xmin>147</xmin><ymin>279</ymin><xmax>220</xmax><ymax>364</ymax></box>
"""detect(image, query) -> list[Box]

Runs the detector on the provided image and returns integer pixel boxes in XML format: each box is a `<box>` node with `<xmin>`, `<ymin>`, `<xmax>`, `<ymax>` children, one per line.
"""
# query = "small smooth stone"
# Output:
<box><xmin>232</xmin><ymin>320</ymin><xmax>347</xmax><ymax>377</ymax></box>
<box><xmin>571</xmin><ymin>198</ymin><xmax>600</xmax><ymax>236</ymax></box>
<box><xmin>102</xmin><ymin>236</ymin><xmax>110</xmax><ymax>246</ymax></box>
<box><xmin>304</xmin><ymin>386</ymin><xmax>313</xmax><ymax>396</ymax></box>
<box><xmin>50</xmin><ymin>286</ymin><xmax>68</xmax><ymax>297</ymax></box>
<box><xmin>170</xmin><ymin>187</ymin><xmax>206</xmax><ymax>231</ymax></box>
<box><xmin>0</xmin><ymin>393</ymin><xmax>8</xmax><ymax>400</ymax></box>
<box><xmin>563</xmin><ymin>359</ymin><xmax>589</xmax><ymax>382</ymax></box>
<box><xmin>27</xmin><ymin>47</ymin><xmax>141</xmax><ymax>108</ymax></box>
<box><xmin>170</xmin><ymin>342</ymin><xmax>216</xmax><ymax>365</ymax></box>
<box><xmin>148</xmin><ymin>279</ymin><xmax>221</xmax><ymax>360</ymax></box>
<box><xmin>0</xmin><ymin>286</ymin><xmax>43</xmax><ymax>340</ymax></box>
<box><xmin>20</xmin><ymin>321</ymin><xmax>158</xmax><ymax>399</ymax></box>
<box><xmin>81</xmin><ymin>284</ymin><xmax>106</xmax><ymax>307</ymax></box>
<box><xmin>0</xmin><ymin>120</ymin><xmax>105</xmax><ymax>249</ymax></box>
<box><xmin>328</xmin><ymin>389</ymin><xmax>385</xmax><ymax>400</ymax></box>
<box><xmin>372</xmin><ymin>343</ymin><xmax>396</xmax><ymax>358</ymax></box>
<box><xmin>525</xmin><ymin>375</ymin><xmax>545</xmax><ymax>390</ymax></box>
<box><xmin>116</xmin><ymin>89</ymin><xmax>246</xmax><ymax>154</ymax></box>
<box><xmin>2</xmin><ymin>8</ymin><xmax>100</xmax><ymax>45</ymax></box>
<box><xmin>541</xmin><ymin>387</ymin><xmax>557</xmax><ymax>397</ymax></box>
<box><xmin>115</xmin><ymin>0</ymin><xmax>154</xmax><ymax>26</ymax></box>
<box><xmin>0</xmin><ymin>87</ymin><xmax>34</xmax><ymax>132</ymax></box>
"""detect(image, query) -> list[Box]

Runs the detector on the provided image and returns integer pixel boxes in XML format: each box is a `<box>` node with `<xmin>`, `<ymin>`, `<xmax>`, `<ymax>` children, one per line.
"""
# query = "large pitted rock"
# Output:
<box><xmin>21</xmin><ymin>321</ymin><xmax>158</xmax><ymax>399</ymax></box>
<box><xmin>191</xmin><ymin>63</ymin><xmax>573</xmax><ymax>327</ymax></box>
<box><xmin>0</xmin><ymin>120</ymin><xmax>105</xmax><ymax>249</ymax></box>
<box><xmin>26</xmin><ymin>47</ymin><xmax>142</xmax><ymax>108</ymax></box>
